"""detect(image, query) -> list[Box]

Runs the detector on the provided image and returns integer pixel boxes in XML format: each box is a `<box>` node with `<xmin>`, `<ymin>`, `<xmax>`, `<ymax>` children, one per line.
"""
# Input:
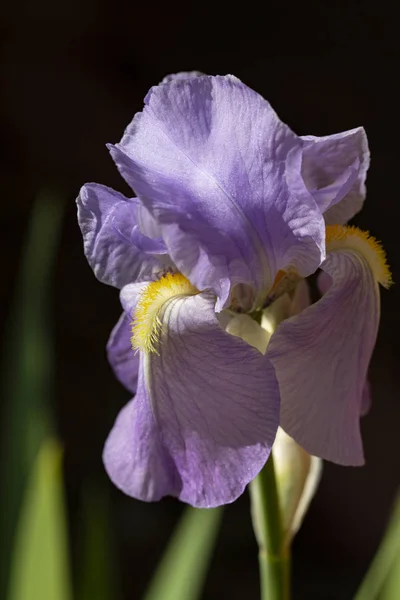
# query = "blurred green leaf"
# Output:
<box><xmin>354</xmin><ymin>492</ymin><xmax>400</xmax><ymax>600</ymax></box>
<box><xmin>381</xmin><ymin>546</ymin><xmax>400</xmax><ymax>600</ymax></box>
<box><xmin>0</xmin><ymin>190</ymin><xmax>65</xmax><ymax>596</ymax></box>
<box><xmin>77</xmin><ymin>482</ymin><xmax>120</xmax><ymax>600</ymax></box>
<box><xmin>7</xmin><ymin>439</ymin><xmax>72</xmax><ymax>600</ymax></box>
<box><xmin>143</xmin><ymin>507</ymin><xmax>223</xmax><ymax>600</ymax></box>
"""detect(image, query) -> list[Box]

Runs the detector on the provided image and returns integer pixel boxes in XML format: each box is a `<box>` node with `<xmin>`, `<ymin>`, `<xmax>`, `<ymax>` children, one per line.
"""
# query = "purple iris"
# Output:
<box><xmin>77</xmin><ymin>73</ymin><xmax>386</xmax><ymax>508</ymax></box>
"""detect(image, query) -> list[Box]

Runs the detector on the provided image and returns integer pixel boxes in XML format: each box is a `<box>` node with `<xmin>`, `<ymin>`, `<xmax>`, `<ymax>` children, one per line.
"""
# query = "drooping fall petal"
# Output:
<box><xmin>104</xmin><ymin>277</ymin><xmax>280</xmax><ymax>507</ymax></box>
<box><xmin>267</xmin><ymin>226</ymin><xmax>390</xmax><ymax>465</ymax></box>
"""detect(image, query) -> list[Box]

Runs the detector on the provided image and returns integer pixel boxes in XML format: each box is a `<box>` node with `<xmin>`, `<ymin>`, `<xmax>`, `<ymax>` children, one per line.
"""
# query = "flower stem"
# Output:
<box><xmin>250</xmin><ymin>453</ymin><xmax>290</xmax><ymax>600</ymax></box>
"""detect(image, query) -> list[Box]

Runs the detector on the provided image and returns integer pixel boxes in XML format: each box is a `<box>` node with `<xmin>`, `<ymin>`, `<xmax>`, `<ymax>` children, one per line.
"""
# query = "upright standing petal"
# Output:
<box><xmin>109</xmin><ymin>75</ymin><xmax>326</xmax><ymax>309</ymax></box>
<box><xmin>267</xmin><ymin>226</ymin><xmax>390</xmax><ymax>465</ymax></box>
<box><xmin>160</xmin><ymin>71</ymin><xmax>204</xmax><ymax>83</ymax></box>
<box><xmin>77</xmin><ymin>183</ymin><xmax>168</xmax><ymax>288</ymax></box>
<box><xmin>104</xmin><ymin>275</ymin><xmax>280</xmax><ymax>508</ymax></box>
<box><xmin>301</xmin><ymin>127</ymin><xmax>369</xmax><ymax>224</ymax></box>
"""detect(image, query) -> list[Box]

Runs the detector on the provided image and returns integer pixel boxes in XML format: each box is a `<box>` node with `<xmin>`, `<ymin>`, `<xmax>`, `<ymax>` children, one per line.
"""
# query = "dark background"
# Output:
<box><xmin>1</xmin><ymin>2</ymin><xmax>399</xmax><ymax>599</ymax></box>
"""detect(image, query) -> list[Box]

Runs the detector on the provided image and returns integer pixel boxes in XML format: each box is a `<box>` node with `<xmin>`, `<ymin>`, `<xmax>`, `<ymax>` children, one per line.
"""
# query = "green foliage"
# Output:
<box><xmin>77</xmin><ymin>482</ymin><xmax>120</xmax><ymax>600</ymax></box>
<box><xmin>0</xmin><ymin>190</ymin><xmax>67</xmax><ymax>597</ymax></box>
<box><xmin>7</xmin><ymin>440</ymin><xmax>73</xmax><ymax>600</ymax></box>
<box><xmin>355</xmin><ymin>492</ymin><xmax>400</xmax><ymax>600</ymax></box>
<box><xmin>143</xmin><ymin>507</ymin><xmax>223</xmax><ymax>600</ymax></box>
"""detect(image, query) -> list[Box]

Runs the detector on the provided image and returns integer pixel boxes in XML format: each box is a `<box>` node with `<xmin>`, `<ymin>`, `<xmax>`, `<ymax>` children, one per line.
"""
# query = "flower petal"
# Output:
<box><xmin>102</xmin><ymin>365</ymin><xmax>181</xmax><ymax>502</ymax></box>
<box><xmin>318</xmin><ymin>270</ymin><xmax>371</xmax><ymax>417</ymax></box>
<box><xmin>160</xmin><ymin>71</ymin><xmax>204</xmax><ymax>83</ymax></box>
<box><xmin>267</xmin><ymin>239</ymin><xmax>381</xmax><ymax>465</ymax></box>
<box><xmin>120</xmin><ymin>282</ymin><xmax>148</xmax><ymax>315</ymax></box>
<box><xmin>107</xmin><ymin>312</ymin><xmax>139</xmax><ymax>394</ymax></box>
<box><xmin>361</xmin><ymin>379</ymin><xmax>372</xmax><ymax>416</ymax></box>
<box><xmin>103</xmin><ymin>291</ymin><xmax>280</xmax><ymax>507</ymax></box>
<box><xmin>301</xmin><ymin>127</ymin><xmax>369</xmax><ymax>224</ymax></box>
<box><xmin>77</xmin><ymin>183</ymin><xmax>167</xmax><ymax>287</ymax></box>
<box><xmin>289</xmin><ymin>279</ymin><xmax>311</xmax><ymax>316</ymax></box>
<box><xmin>109</xmin><ymin>75</ymin><xmax>326</xmax><ymax>309</ymax></box>
<box><xmin>106</xmin><ymin>281</ymin><xmax>150</xmax><ymax>393</ymax></box>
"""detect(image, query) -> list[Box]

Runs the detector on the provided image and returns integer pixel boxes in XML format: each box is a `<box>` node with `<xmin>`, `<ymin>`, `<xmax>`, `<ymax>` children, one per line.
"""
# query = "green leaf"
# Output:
<box><xmin>354</xmin><ymin>491</ymin><xmax>400</xmax><ymax>600</ymax></box>
<box><xmin>381</xmin><ymin>547</ymin><xmax>400</xmax><ymax>600</ymax></box>
<box><xmin>7</xmin><ymin>439</ymin><xmax>73</xmax><ymax>600</ymax></box>
<box><xmin>0</xmin><ymin>189</ymin><xmax>65</xmax><ymax>596</ymax></box>
<box><xmin>143</xmin><ymin>507</ymin><xmax>223</xmax><ymax>600</ymax></box>
<box><xmin>77</xmin><ymin>482</ymin><xmax>120</xmax><ymax>600</ymax></box>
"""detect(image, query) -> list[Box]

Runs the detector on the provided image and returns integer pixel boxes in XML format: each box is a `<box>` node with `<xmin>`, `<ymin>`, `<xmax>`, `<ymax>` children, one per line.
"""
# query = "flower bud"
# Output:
<box><xmin>273</xmin><ymin>427</ymin><xmax>322</xmax><ymax>545</ymax></box>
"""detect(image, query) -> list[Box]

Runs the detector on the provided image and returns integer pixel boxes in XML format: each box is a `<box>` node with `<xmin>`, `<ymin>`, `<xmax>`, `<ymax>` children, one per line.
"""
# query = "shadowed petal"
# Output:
<box><xmin>301</xmin><ymin>128</ymin><xmax>369</xmax><ymax>224</ymax></box>
<box><xmin>361</xmin><ymin>379</ymin><xmax>372</xmax><ymax>416</ymax></box>
<box><xmin>290</xmin><ymin>279</ymin><xmax>311</xmax><ymax>316</ymax></box>
<box><xmin>267</xmin><ymin>243</ymin><xmax>381</xmax><ymax>465</ymax></box>
<box><xmin>109</xmin><ymin>75</ymin><xmax>326</xmax><ymax>309</ymax></box>
<box><xmin>317</xmin><ymin>270</ymin><xmax>371</xmax><ymax>417</ymax></box>
<box><xmin>77</xmin><ymin>183</ymin><xmax>167</xmax><ymax>288</ymax></box>
<box><xmin>107</xmin><ymin>312</ymin><xmax>139</xmax><ymax>394</ymax></box>
<box><xmin>103</xmin><ymin>291</ymin><xmax>280</xmax><ymax>508</ymax></box>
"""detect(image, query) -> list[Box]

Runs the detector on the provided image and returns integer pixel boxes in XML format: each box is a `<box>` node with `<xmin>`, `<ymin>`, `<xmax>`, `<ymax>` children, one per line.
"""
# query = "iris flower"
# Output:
<box><xmin>77</xmin><ymin>73</ymin><xmax>390</xmax><ymax>508</ymax></box>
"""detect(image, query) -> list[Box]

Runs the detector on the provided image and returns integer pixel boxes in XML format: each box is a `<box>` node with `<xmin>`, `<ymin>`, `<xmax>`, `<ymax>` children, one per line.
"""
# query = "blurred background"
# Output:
<box><xmin>1</xmin><ymin>2</ymin><xmax>399</xmax><ymax>599</ymax></box>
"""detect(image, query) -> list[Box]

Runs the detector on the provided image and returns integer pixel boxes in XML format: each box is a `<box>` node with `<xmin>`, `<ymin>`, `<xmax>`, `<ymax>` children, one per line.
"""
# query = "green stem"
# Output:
<box><xmin>250</xmin><ymin>453</ymin><xmax>290</xmax><ymax>600</ymax></box>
